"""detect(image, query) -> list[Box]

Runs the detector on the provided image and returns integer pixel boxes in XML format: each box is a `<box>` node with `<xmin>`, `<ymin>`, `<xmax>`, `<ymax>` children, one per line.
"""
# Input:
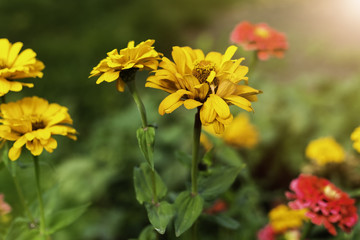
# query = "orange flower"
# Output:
<box><xmin>230</xmin><ymin>21</ymin><xmax>288</xmax><ymax>60</ymax></box>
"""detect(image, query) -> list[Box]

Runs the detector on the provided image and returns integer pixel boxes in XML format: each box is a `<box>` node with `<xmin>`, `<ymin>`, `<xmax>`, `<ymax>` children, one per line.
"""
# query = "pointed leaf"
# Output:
<box><xmin>145</xmin><ymin>201</ymin><xmax>174</xmax><ymax>234</ymax></box>
<box><xmin>136</xmin><ymin>126</ymin><xmax>155</xmax><ymax>170</ymax></box>
<box><xmin>133</xmin><ymin>163</ymin><xmax>167</xmax><ymax>204</ymax></box>
<box><xmin>47</xmin><ymin>203</ymin><xmax>90</xmax><ymax>234</ymax></box>
<box><xmin>198</xmin><ymin>166</ymin><xmax>244</xmax><ymax>200</ymax></box>
<box><xmin>138</xmin><ymin>225</ymin><xmax>157</xmax><ymax>240</ymax></box>
<box><xmin>174</xmin><ymin>191</ymin><xmax>204</xmax><ymax>237</ymax></box>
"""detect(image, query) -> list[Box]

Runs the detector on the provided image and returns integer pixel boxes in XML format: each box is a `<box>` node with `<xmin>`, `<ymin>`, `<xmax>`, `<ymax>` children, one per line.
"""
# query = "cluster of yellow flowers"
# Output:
<box><xmin>202</xmin><ymin>113</ymin><xmax>259</xmax><ymax>149</ymax></box>
<box><xmin>268</xmin><ymin>204</ymin><xmax>308</xmax><ymax>233</ymax></box>
<box><xmin>0</xmin><ymin>38</ymin><xmax>77</xmax><ymax>161</ymax></box>
<box><xmin>305</xmin><ymin>137</ymin><xmax>345</xmax><ymax>166</ymax></box>
<box><xmin>90</xmin><ymin>40</ymin><xmax>261</xmax><ymax>135</ymax></box>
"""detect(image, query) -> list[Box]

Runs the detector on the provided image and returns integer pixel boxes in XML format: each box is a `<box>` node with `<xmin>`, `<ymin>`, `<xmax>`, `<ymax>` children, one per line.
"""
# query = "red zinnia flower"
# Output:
<box><xmin>204</xmin><ymin>199</ymin><xmax>227</xmax><ymax>215</ymax></box>
<box><xmin>230</xmin><ymin>21</ymin><xmax>288</xmax><ymax>61</ymax></box>
<box><xmin>286</xmin><ymin>174</ymin><xmax>358</xmax><ymax>236</ymax></box>
<box><xmin>257</xmin><ymin>224</ymin><xmax>276</xmax><ymax>240</ymax></box>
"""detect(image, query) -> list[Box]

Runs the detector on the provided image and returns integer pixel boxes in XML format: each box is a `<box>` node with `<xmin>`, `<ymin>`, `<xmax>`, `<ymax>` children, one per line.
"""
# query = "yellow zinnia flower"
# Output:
<box><xmin>0</xmin><ymin>39</ymin><xmax>44</xmax><ymax>96</ymax></box>
<box><xmin>203</xmin><ymin>113</ymin><xmax>259</xmax><ymax>148</ymax></box>
<box><xmin>89</xmin><ymin>39</ymin><xmax>161</xmax><ymax>91</ymax></box>
<box><xmin>269</xmin><ymin>204</ymin><xmax>308</xmax><ymax>233</ymax></box>
<box><xmin>0</xmin><ymin>96</ymin><xmax>77</xmax><ymax>161</ymax></box>
<box><xmin>351</xmin><ymin>126</ymin><xmax>360</xmax><ymax>153</ymax></box>
<box><xmin>305</xmin><ymin>137</ymin><xmax>345</xmax><ymax>166</ymax></box>
<box><xmin>146</xmin><ymin>45</ymin><xmax>261</xmax><ymax>134</ymax></box>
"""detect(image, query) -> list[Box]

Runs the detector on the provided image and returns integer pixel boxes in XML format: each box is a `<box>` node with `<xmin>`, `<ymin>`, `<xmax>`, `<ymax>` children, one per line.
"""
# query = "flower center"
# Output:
<box><xmin>323</xmin><ymin>185</ymin><xmax>340</xmax><ymax>199</ymax></box>
<box><xmin>32</xmin><ymin>120</ymin><xmax>45</xmax><ymax>131</ymax></box>
<box><xmin>254</xmin><ymin>27</ymin><xmax>270</xmax><ymax>38</ymax></box>
<box><xmin>192</xmin><ymin>60</ymin><xmax>215</xmax><ymax>83</ymax></box>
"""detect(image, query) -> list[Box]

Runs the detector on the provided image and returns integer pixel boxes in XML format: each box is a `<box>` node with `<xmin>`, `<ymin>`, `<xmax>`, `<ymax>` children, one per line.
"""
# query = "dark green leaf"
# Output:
<box><xmin>174</xmin><ymin>191</ymin><xmax>204</xmax><ymax>237</ymax></box>
<box><xmin>138</xmin><ymin>225</ymin><xmax>157</xmax><ymax>240</ymax></box>
<box><xmin>136</xmin><ymin>126</ymin><xmax>155</xmax><ymax>170</ymax></box>
<box><xmin>213</xmin><ymin>214</ymin><xmax>240</xmax><ymax>230</ymax></box>
<box><xmin>133</xmin><ymin>163</ymin><xmax>167</xmax><ymax>204</ymax></box>
<box><xmin>47</xmin><ymin>203</ymin><xmax>90</xmax><ymax>234</ymax></box>
<box><xmin>145</xmin><ymin>201</ymin><xmax>174</xmax><ymax>234</ymax></box>
<box><xmin>198</xmin><ymin>166</ymin><xmax>244</xmax><ymax>200</ymax></box>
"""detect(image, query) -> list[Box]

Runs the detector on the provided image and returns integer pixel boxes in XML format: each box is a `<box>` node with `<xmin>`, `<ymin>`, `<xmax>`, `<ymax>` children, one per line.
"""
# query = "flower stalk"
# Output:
<box><xmin>191</xmin><ymin>108</ymin><xmax>202</xmax><ymax>195</ymax></box>
<box><xmin>33</xmin><ymin>156</ymin><xmax>47</xmax><ymax>238</ymax></box>
<box><xmin>300</xmin><ymin>221</ymin><xmax>312</xmax><ymax>240</ymax></box>
<box><xmin>12</xmin><ymin>174</ymin><xmax>35</xmax><ymax>223</ymax></box>
<box><xmin>126</xmin><ymin>75</ymin><xmax>158</xmax><ymax>204</ymax></box>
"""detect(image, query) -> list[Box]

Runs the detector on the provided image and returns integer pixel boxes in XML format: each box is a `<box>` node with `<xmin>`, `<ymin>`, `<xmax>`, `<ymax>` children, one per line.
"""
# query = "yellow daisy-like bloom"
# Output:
<box><xmin>146</xmin><ymin>45</ymin><xmax>261</xmax><ymax>134</ymax></box>
<box><xmin>269</xmin><ymin>204</ymin><xmax>308</xmax><ymax>234</ymax></box>
<box><xmin>305</xmin><ymin>137</ymin><xmax>345</xmax><ymax>166</ymax></box>
<box><xmin>0</xmin><ymin>38</ymin><xmax>44</xmax><ymax>96</ymax></box>
<box><xmin>89</xmin><ymin>39</ymin><xmax>161</xmax><ymax>91</ymax></box>
<box><xmin>203</xmin><ymin>113</ymin><xmax>259</xmax><ymax>148</ymax></box>
<box><xmin>0</xmin><ymin>96</ymin><xmax>77</xmax><ymax>161</ymax></box>
<box><xmin>351</xmin><ymin>126</ymin><xmax>360</xmax><ymax>153</ymax></box>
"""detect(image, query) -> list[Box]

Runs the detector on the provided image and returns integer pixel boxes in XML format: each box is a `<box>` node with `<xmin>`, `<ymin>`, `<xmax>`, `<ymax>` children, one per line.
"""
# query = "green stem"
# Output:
<box><xmin>33</xmin><ymin>156</ymin><xmax>47</xmax><ymax>238</ymax></box>
<box><xmin>127</xmin><ymin>80</ymin><xmax>148</xmax><ymax>128</ymax></box>
<box><xmin>191</xmin><ymin>108</ymin><xmax>202</xmax><ymax>195</ymax></box>
<box><xmin>300</xmin><ymin>221</ymin><xmax>313</xmax><ymax>240</ymax></box>
<box><xmin>12</xmin><ymin>175</ymin><xmax>35</xmax><ymax>222</ymax></box>
<box><xmin>126</xmin><ymin>78</ymin><xmax>158</xmax><ymax>204</ymax></box>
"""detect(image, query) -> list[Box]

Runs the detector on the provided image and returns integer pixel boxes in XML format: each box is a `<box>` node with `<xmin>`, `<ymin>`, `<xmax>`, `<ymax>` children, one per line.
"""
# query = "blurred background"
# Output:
<box><xmin>1</xmin><ymin>0</ymin><xmax>360</xmax><ymax>239</ymax></box>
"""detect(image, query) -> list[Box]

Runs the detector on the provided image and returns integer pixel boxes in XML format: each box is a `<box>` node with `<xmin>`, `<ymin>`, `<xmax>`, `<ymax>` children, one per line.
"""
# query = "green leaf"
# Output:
<box><xmin>213</xmin><ymin>214</ymin><xmax>240</xmax><ymax>230</ymax></box>
<box><xmin>174</xmin><ymin>191</ymin><xmax>204</xmax><ymax>237</ymax></box>
<box><xmin>175</xmin><ymin>151</ymin><xmax>191</xmax><ymax>167</ymax></box>
<box><xmin>198</xmin><ymin>166</ymin><xmax>243</xmax><ymax>200</ymax></box>
<box><xmin>4</xmin><ymin>217</ymin><xmax>41</xmax><ymax>240</ymax></box>
<box><xmin>47</xmin><ymin>203</ymin><xmax>90</xmax><ymax>234</ymax></box>
<box><xmin>133</xmin><ymin>163</ymin><xmax>167</xmax><ymax>204</ymax></box>
<box><xmin>136</xmin><ymin>126</ymin><xmax>155</xmax><ymax>170</ymax></box>
<box><xmin>217</xmin><ymin>144</ymin><xmax>245</xmax><ymax>167</ymax></box>
<box><xmin>138</xmin><ymin>225</ymin><xmax>157</xmax><ymax>240</ymax></box>
<box><xmin>145</xmin><ymin>201</ymin><xmax>174</xmax><ymax>234</ymax></box>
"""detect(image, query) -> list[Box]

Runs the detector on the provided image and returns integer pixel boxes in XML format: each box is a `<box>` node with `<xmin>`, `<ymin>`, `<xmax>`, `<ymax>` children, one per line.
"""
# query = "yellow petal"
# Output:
<box><xmin>221</xmin><ymin>45</ymin><xmax>238</xmax><ymax>65</ymax></box>
<box><xmin>224</xmin><ymin>95</ymin><xmax>252</xmax><ymax>112</ymax></box>
<box><xmin>200</xmin><ymin>98</ymin><xmax>217</xmax><ymax>124</ymax></box>
<box><xmin>116</xmin><ymin>78</ymin><xmax>125</xmax><ymax>92</ymax></box>
<box><xmin>213</xmin><ymin>121</ymin><xmax>225</xmax><ymax>134</ymax></box>
<box><xmin>184</xmin><ymin>99</ymin><xmax>202</xmax><ymax>109</ymax></box>
<box><xmin>96</xmin><ymin>71</ymin><xmax>119</xmax><ymax>84</ymax></box>
<box><xmin>44</xmin><ymin>138</ymin><xmax>57</xmax><ymax>152</ymax></box>
<box><xmin>158</xmin><ymin>89</ymin><xmax>189</xmax><ymax>115</ymax></box>
<box><xmin>9</xmin><ymin>146</ymin><xmax>21</xmax><ymax>161</ymax></box>
<box><xmin>8</xmin><ymin>42</ymin><xmax>23</xmax><ymax>66</ymax></box>
<box><xmin>206</xmin><ymin>71</ymin><xmax>216</xmax><ymax>83</ymax></box>
<box><xmin>209</xmin><ymin>94</ymin><xmax>231</xmax><ymax>119</ymax></box>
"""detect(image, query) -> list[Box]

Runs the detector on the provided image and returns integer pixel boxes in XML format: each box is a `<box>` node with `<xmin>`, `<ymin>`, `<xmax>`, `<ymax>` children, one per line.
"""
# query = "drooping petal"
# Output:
<box><xmin>184</xmin><ymin>99</ymin><xmax>203</xmax><ymax>109</ymax></box>
<box><xmin>158</xmin><ymin>89</ymin><xmax>190</xmax><ymax>115</ymax></box>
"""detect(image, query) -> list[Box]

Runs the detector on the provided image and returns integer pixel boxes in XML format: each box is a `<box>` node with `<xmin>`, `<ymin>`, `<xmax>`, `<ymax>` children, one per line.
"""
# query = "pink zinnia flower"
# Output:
<box><xmin>286</xmin><ymin>174</ymin><xmax>358</xmax><ymax>236</ymax></box>
<box><xmin>0</xmin><ymin>194</ymin><xmax>11</xmax><ymax>216</ymax></box>
<box><xmin>230</xmin><ymin>21</ymin><xmax>288</xmax><ymax>60</ymax></box>
<box><xmin>257</xmin><ymin>224</ymin><xmax>275</xmax><ymax>240</ymax></box>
